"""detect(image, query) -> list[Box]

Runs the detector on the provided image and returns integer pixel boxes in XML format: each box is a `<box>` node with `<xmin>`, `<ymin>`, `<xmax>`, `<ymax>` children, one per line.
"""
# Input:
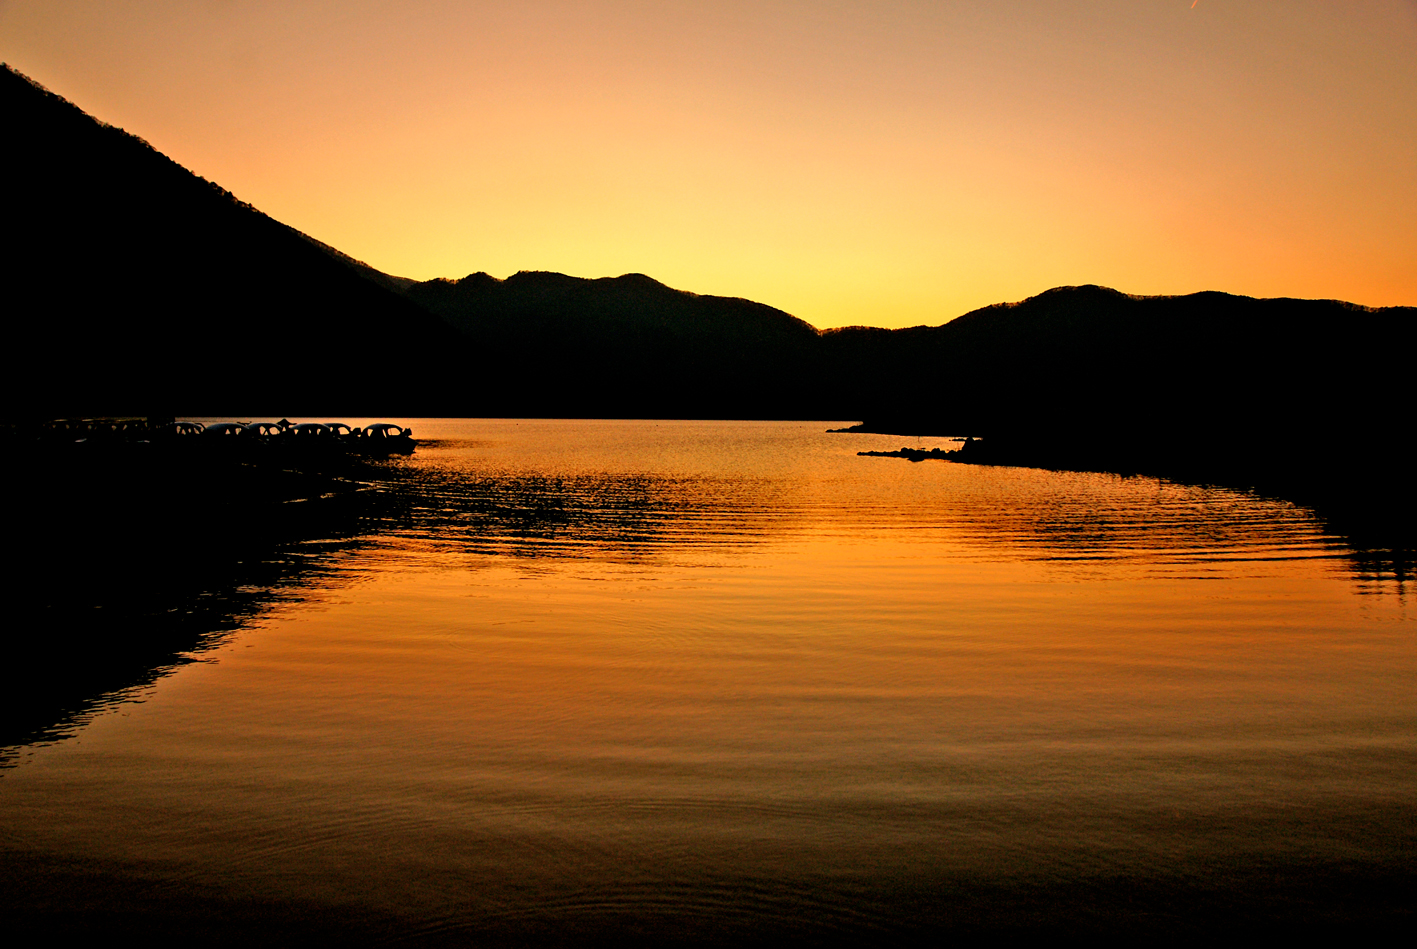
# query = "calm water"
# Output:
<box><xmin>3</xmin><ymin>420</ymin><xmax>1413</xmax><ymax>939</ymax></box>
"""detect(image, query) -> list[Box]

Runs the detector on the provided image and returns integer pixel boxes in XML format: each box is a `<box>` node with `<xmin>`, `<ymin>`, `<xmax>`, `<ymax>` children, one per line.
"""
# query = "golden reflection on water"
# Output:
<box><xmin>1</xmin><ymin>421</ymin><xmax>1412</xmax><ymax>937</ymax></box>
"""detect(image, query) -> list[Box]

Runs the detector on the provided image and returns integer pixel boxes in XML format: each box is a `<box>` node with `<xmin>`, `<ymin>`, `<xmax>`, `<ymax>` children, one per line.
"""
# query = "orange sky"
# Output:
<box><xmin>3</xmin><ymin>0</ymin><xmax>1414</xmax><ymax>328</ymax></box>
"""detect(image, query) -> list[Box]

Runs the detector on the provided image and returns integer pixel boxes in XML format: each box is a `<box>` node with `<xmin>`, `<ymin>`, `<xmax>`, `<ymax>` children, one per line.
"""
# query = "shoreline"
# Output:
<box><xmin>844</xmin><ymin>427</ymin><xmax>1414</xmax><ymax>557</ymax></box>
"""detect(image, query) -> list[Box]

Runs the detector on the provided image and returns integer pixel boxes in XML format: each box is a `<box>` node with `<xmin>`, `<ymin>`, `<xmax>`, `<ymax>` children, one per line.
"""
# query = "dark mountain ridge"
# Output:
<box><xmin>838</xmin><ymin>285</ymin><xmax>1414</xmax><ymax>538</ymax></box>
<box><xmin>840</xmin><ymin>283</ymin><xmax>1414</xmax><ymax>436</ymax></box>
<box><xmin>1</xmin><ymin>63</ymin><xmax>470</xmax><ymax>416</ymax></box>
<box><xmin>403</xmin><ymin>270</ymin><xmax>823</xmax><ymax>417</ymax></box>
<box><xmin>4</xmin><ymin>62</ymin><xmax>1412</xmax><ymax>530</ymax></box>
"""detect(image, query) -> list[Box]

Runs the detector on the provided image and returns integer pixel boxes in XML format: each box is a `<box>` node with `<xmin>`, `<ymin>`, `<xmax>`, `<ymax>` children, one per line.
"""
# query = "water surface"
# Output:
<box><xmin>3</xmin><ymin>420</ymin><xmax>1412</xmax><ymax>939</ymax></box>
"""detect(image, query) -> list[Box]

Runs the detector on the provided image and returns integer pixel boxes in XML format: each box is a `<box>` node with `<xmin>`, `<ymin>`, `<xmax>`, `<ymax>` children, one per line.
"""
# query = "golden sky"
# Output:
<box><xmin>4</xmin><ymin>0</ymin><xmax>1414</xmax><ymax>328</ymax></box>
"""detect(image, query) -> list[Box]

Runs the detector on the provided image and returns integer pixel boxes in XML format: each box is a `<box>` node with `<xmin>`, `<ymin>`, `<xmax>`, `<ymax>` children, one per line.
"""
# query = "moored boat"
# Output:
<box><xmin>357</xmin><ymin>423</ymin><xmax>416</xmax><ymax>456</ymax></box>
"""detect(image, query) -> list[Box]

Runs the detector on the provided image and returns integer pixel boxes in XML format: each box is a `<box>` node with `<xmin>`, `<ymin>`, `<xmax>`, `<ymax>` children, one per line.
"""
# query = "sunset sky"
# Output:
<box><xmin>3</xmin><ymin>0</ymin><xmax>1414</xmax><ymax>328</ymax></box>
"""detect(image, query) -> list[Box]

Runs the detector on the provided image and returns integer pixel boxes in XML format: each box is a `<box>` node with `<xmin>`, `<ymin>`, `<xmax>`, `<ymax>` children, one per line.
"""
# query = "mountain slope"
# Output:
<box><xmin>4</xmin><ymin>57</ymin><xmax>1410</xmax><ymax>491</ymax></box>
<box><xmin>842</xmin><ymin>285</ymin><xmax>1415</xmax><ymax>521</ymax></box>
<box><xmin>404</xmin><ymin>271</ymin><xmax>824</xmax><ymax>417</ymax></box>
<box><xmin>1</xmin><ymin>64</ymin><xmax>470</xmax><ymax>416</ymax></box>
<box><xmin>846</xmin><ymin>284</ymin><xmax>1414</xmax><ymax>438</ymax></box>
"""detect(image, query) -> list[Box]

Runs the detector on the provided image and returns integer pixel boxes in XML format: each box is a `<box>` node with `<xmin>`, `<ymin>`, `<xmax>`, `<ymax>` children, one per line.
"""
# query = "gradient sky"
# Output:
<box><xmin>3</xmin><ymin>0</ymin><xmax>1414</xmax><ymax>328</ymax></box>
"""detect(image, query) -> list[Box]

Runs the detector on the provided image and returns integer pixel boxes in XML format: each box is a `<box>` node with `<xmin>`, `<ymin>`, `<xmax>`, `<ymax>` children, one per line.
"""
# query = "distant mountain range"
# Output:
<box><xmin>402</xmin><ymin>270</ymin><xmax>824</xmax><ymax>417</ymax></box>
<box><xmin>4</xmin><ymin>63</ymin><xmax>1412</xmax><ymax>516</ymax></box>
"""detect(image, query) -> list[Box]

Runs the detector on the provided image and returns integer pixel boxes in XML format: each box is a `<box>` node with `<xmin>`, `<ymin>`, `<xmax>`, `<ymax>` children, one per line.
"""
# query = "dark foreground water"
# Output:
<box><xmin>3</xmin><ymin>420</ymin><xmax>1413</xmax><ymax>941</ymax></box>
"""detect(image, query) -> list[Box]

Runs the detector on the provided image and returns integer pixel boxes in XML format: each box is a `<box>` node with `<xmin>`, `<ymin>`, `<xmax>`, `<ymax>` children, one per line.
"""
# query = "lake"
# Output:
<box><xmin>3</xmin><ymin>419</ymin><xmax>1413</xmax><ymax>941</ymax></box>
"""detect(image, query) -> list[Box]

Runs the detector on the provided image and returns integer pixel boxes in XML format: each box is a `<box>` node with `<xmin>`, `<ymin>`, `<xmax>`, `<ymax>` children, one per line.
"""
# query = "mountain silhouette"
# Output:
<box><xmin>4</xmin><ymin>62</ymin><xmax>1412</xmax><ymax>530</ymax></box>
<box><xmin>836</xmin><ymin>284</ymin><xmax>1413</xmax><ymax>432</ymax></box>
<box><xmin>404</xmin><ymin>270</ymin><xmax>822</xmax><ymax>417</ymax></box>
<box><xmin>1</xmin><ymin>64</ymin><xmax>469</xmax><ymax>416</ymax></box>
<box><xmin>838</xmin><ymin>284</ymin><xmax>1415</xmax><ymax>533</ymax></box>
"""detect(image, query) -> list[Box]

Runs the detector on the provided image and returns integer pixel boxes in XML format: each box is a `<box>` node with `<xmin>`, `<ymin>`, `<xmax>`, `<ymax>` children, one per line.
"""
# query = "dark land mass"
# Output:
<box><xmin>837</xmin><ymin>285</ymin><xmax>1415</xmax><ymax>547</ymax></box>
<box><xmin>404</xmin><ymin>270</ymin><xmax>824</xmax><ymax>418</ymax></box>
<box><xmin>3</xmin><ymin>62</ymin><xmax>1413</xmax><ymax>530</ymax></box>
<box><xmin>1</xmin><ymin>64</ymin><xmax>470</xmax><ymax>417</ymax></box>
